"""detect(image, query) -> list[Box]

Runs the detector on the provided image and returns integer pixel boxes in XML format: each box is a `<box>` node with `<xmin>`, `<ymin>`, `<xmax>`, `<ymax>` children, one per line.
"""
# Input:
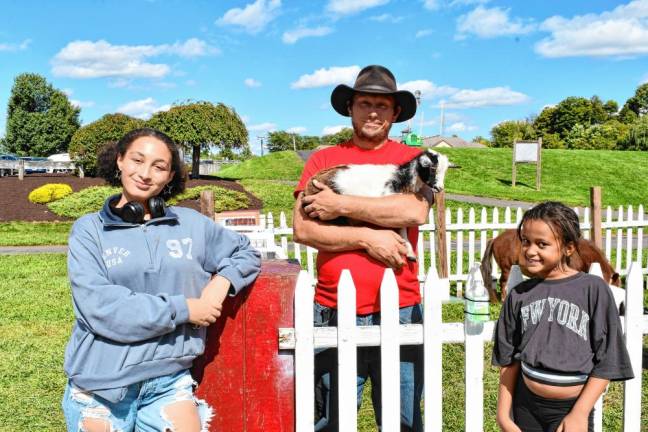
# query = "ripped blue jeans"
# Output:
<box><xmin>62</xmin><ymin>369</ymin><xmax>213</xmax><ymax>432</ymax></box>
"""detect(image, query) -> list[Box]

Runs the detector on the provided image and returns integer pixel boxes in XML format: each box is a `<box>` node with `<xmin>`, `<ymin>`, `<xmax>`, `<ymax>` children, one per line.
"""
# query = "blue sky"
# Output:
<box><xmin>1</xmin><ymin>0</ymin><xmax>647</xmax><ymax>154</ymax></box>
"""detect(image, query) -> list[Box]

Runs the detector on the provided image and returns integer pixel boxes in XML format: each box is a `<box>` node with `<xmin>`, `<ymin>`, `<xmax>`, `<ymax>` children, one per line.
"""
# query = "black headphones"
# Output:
<box><xmin>110</xmin><ymin>196</ymin><xmax>166</xmax><ymax>224</ymax></box>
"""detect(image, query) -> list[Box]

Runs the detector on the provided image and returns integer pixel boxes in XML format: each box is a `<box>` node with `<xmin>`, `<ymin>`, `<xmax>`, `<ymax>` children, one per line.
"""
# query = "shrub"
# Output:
<box><xmin>69</xmin><ymin>113</ymin><xmax>145</xmax><ymax>176</ymax></box>
<box><xmin>28</xmin><ymin>183</ymin><xmax>73</xmax><ymax>204</ymax></box>
<box><xmin>168</xmin><ymin>186</ymin><xmax>249</xmax><ymax>212</ymax></box>
<box><xmin>48</xmin><ymin>186</ymin><xmax>120</xmax><ymax>219</ymax></box>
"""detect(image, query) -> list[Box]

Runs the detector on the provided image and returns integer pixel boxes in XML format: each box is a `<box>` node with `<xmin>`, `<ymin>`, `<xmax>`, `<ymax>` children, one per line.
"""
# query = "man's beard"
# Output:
<box><xmin>352</xmin><ymin>118</ymin><xmax>392</xmax><ymax>143</ymax></box>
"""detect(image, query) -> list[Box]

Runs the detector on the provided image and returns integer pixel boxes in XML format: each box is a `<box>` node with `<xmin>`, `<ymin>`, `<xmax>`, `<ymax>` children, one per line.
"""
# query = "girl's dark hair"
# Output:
<box><xmin>97</xmin><ymin>128</ymin><xmax>186</xmax><ymax>200</ymax></box>
<box><xmin>517</xmin><ymin>201</ymin><xmax>581</xmax><ymax>263</ymax></box>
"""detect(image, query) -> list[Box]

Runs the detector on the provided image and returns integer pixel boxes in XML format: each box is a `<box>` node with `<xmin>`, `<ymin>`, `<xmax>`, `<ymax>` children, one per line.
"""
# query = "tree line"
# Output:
<box><xmin>1</xmin><ymin>73</ymin><xmax>249</xmax><ymax>178</ymax></box>
<box><xmin>487</xmin><ymin>83</ymin><xmax>648</xmax><ymax>150</ymax></box>
<box><xmin>265</xmin><ymin>128</ymin><xmax>354</xmax><ymax>152</ymax></box>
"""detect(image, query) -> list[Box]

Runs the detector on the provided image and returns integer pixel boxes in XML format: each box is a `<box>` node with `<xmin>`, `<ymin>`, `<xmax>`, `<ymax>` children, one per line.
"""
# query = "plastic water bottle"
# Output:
<box><xmin>464</xmin><ymin>263</ymin><xmax>490</xmax><ymax>335</ymax></box>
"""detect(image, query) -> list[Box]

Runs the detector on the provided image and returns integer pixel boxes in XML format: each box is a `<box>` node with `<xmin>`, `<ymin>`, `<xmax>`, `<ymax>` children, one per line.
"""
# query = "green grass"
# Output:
<box><xmin>0</xmin><ymin>254</ymin><xmax>72</xmax><ymax>430</ymax></box>
<box><xmin>168</xmin><ymin>185</ymin><xmax>249</xmax><ymax>212</ymax></box>
<box><xmin>0</xmin><ymin>221</ymin><xmax>73</xmax><ymax>246</ymax></box>
<box><xmin>0</xmin><ymin>254</ymin><xmax>645</xmax><ymax>431</ymax></box>
<box><xmin>216</xmin><ymin>150</ymin><xmax>305</xmax><ymax>181</ymax></box>
<box><xmin>437</xmin><ymin>148</ymin><xmax>648</xmax><ymax>207</ymax></box>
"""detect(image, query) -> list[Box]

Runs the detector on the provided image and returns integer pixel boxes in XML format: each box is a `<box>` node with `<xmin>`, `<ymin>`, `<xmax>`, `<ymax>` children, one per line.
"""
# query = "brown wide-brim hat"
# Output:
<box><xmin>331</xmin><ymin>65</ymin><xmax>416</xmax><ymax>123</ymax></box>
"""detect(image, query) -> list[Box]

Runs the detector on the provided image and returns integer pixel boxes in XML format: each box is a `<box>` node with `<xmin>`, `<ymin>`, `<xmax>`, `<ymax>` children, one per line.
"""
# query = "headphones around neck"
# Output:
<box><xmin>111</xmin><ymin>196</ymin><xmax>166</xmax><ymax>224</ymax></box>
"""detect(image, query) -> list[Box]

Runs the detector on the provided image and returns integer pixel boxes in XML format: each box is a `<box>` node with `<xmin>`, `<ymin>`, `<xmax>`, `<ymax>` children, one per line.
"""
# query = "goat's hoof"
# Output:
<box><xmin>406</xmin><ymin>255</ymin><xmax>417</xmax><ymax>262</ymax></box>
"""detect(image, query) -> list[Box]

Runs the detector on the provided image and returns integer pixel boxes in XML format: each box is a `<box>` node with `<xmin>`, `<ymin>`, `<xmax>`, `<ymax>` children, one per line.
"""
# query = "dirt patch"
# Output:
<box><xmin>0</xmin><ymin>174</ymin><xmax>262</xmax><ymax>222</ymax></box>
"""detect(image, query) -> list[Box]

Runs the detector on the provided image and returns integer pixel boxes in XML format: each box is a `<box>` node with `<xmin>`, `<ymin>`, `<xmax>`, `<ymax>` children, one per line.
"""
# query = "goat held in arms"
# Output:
<box><xmin>303</xmin><ymin>149</ymin><xmax>450</xmax><ymax>262</ymax></box>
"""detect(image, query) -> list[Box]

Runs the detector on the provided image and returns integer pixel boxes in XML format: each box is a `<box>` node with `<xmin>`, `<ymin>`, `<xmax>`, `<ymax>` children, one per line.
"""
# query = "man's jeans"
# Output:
<box><xmin>313</xmin><ymin>302</ymin><xmax>424</xmax><ymax>432</ymax></box>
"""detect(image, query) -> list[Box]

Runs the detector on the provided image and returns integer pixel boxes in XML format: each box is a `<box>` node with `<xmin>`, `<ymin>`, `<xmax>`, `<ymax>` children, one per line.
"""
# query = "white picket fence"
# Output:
<box><xmin>255</xmin><ymin>205</ymin><xmax>648</xmax><ymax>291</ymax></box>
<box><xmin>278</xmin><ymin>262</ymin><xmax>648</xmax><ymax>431</ymax></box>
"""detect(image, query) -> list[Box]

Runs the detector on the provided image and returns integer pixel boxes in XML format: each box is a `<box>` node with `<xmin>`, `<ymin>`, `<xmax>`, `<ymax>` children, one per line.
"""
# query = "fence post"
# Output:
<box><xmin>622</xmin><ymin>262</ymin><xmax>643</xmax><ymax>431</ymax></box>
<box><xmin>193</xmin><ymin>260</ymin><xmax>301</xmax><ymax>432</ymax></box>
<box><xmin>434</xmin><ymin>191</ymin><xmax>448</xmax><ymax>278</ymax></box>
<box><xmin>380</xmin><ymin>269</ymin><xmax>401</xmax><ymax>431</ymax></box>
<box><xmin>337</xmin><ymin>270</ymin><xmax>358</xmax><ymax>429</ymax></box>
<box><xmin>590</xmin><ymin>187</ymin><xmax>602</xmax><ymax>250</ymax></box>
<box><xmin>423</xmin><ymin>266</ymin><xmax>444</xmax><ymax>432</ymax></box>
<box><xmin>200</xmin><ymin>190</ymin><xmax>215</xmax><ymax>220</ymax></box>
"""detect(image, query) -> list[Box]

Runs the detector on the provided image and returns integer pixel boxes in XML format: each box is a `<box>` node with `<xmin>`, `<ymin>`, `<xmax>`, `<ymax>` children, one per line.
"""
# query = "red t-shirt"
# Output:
<box><xmin>295</xmin><ymin>140</ymin><xmax>423</xmax><ymax>314</ymax></box>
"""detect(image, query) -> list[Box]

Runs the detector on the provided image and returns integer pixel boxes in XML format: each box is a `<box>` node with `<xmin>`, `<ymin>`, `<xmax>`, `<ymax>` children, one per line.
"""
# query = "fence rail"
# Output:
<box><xmin>279</xmin><ymin>263</ymin><xmax>647</xmax><ymax>431</ymax></box>
<box><xmin>250</xmin><ymin>203</ymin><xmax>648</xmax><ymax>288</ymax></box>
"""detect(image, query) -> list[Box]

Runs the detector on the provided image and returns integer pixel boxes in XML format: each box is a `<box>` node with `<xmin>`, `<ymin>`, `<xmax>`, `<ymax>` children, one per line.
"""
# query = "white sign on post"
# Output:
<box><xmin>514</xmin><ymin>142</ymin><xmax>539</xmax><ymax>163</ymax></box>
<box><xmin>512</xmin><ymin>139</ymin><xmax>542</xmax><ymax>190</ymax></box>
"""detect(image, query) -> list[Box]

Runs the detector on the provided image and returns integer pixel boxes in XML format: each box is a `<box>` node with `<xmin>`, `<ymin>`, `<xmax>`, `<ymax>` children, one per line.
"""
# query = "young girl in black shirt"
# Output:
<box><xmin>492</xmin><ymin>202</ymin><xmax>633</xmax><ymax>432</ymax></box>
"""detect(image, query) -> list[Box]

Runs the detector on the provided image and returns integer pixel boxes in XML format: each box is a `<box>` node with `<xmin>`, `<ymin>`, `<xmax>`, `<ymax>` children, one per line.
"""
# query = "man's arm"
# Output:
<box><xmin>293</xmin><ymin>193</ymin><xmax>409</xmax><ymax>269</ymax></box>
<box><xmin>301</xmin><ymin>180</ymin><xmax>433</xmax><ymax>228</ymax></box>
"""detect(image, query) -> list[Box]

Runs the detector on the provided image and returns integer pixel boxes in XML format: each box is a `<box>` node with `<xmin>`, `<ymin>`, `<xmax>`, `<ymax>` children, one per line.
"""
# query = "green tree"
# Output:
<box><xmin>564</xmin><ymin>121</ymin><xmax>626</xmax><ymax>150</ymax></box>
<box><xmin>321</xmin><ymin>127</ymin><xmax>353</xmax><ymax>146</ymax></box>
<box><xmin>621</xmin><ymin>83</ymin><xmax>648</xmax><ymax>118</ymax></box>
<box><xmin>147</xmin><ymin>101</ymin><xmax>248</xmax><ymax>178</ymax></box>
<box><xmin>5</xmin><ymin>73</ymin><xmax>80</xmax><ymax>156</ymax></box>
<box><xmin>471</xmin><ymin>135</ymin><xmax>491</xmax><ymax>146</ymax></box>
<box><xmin>625</xmin><ymin>115</ymin><xmax>648</xmax><ymax>150</ymax></box>
<box><xmin>490</xmin><ymin>120</ymin><xmax>536</xmax><ymax>148</ymax></box>
<box><xmin>541</xmin><ymin>133</ymin><xmax>565</xmax><ymax>149</ymax></box>
<box><xmin>267</xmin><ymin>131</ymin><xmax>321</xmax><ymax>152</ymax></box>
<box><xmin>69</xmin><ymin>113</ymin><xmax>145</xmax><ymax>176</ymax></box>
<box><xmin>551</xmin><ymin>97</ymin><xmax>598</xmax><ymax>138</ymax></box>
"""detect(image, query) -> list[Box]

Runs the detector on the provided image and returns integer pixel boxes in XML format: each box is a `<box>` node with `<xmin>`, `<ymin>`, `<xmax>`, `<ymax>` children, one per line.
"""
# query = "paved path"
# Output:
<box><xmin>0</xmin><ymin>245</ymin><xmax>68</xmax><ymax>254</ymax></box>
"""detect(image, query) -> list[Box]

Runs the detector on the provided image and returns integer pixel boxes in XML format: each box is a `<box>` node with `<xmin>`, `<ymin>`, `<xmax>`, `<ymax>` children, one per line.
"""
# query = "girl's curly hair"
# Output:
<box><xmin>96</xmin><ymin>128</ymin><xmax>187</xmax><ymax>200</ymax></box>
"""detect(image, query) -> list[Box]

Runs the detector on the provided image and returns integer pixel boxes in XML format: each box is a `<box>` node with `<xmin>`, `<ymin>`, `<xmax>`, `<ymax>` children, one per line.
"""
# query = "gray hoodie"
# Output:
<box><xmin>64</xmin><ymin>197</ymin><xmax>261</xmax><ymax>402</ymax></box>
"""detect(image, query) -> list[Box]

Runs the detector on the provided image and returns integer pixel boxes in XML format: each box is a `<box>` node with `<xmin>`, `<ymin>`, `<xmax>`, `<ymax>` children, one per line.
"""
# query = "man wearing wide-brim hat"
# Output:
<box><xmin>293</xmin><ymin>65</ymin><xmax>432</xmax><ymax>431</ymax></box>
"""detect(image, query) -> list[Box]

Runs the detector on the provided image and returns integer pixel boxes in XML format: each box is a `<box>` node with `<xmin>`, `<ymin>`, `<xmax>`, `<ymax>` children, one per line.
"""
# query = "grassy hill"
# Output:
<box><xmin>216</xmin><ymin>151</ymin><xmax>304</xmax><ymax>181</ymax></box>
<box><xmin>436</xmin><ymin>148</ymin><xmax>648</xmax><ymax>207</ymax></box>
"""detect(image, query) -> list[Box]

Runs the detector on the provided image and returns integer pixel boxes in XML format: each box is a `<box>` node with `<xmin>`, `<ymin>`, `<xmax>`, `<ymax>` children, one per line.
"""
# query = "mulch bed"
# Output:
<box><xmin>0</xmin><ymin>174</ymin><xmax>262</xmax><ymax>222</ymax></box>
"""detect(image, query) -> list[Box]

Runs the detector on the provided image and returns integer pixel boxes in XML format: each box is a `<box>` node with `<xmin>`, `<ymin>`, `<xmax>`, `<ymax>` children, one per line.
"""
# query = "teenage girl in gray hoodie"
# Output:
<box><xmin>61</xmin><ymin>128</ymin><xmax>261</xmax><ymax>431</ymax></box>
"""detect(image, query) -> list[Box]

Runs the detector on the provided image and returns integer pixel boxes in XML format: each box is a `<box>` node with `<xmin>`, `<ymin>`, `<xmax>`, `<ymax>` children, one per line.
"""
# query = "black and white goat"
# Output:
<box><xmin>304</xmin><ymin>149</ymin><xmax>450</xmax><ymax>261</ymax></box>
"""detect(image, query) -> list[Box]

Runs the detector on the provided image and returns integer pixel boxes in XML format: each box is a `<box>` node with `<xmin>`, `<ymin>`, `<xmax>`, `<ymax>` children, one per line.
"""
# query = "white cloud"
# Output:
<box><xmin>536</xmin><ymin>0</ymin><xmax>648</xmax><ymax>58</ymax></box>
<box><xmin>282</xmin><ymin>26</ymin><xmax>333</xmax><ymax>44</ymax></box>
<box><xmin>51</xmin><ymin>38</ymin><xmax>217</xmax><ymax>79</ymax></box>
<box><xmin>165</xmin><ymin>38</ymin><xmax>220</xmax><ymax>57</ymax></box>
<box><xmin>399</xmin><ymin>80</ymin><xmax>458</xmax><ymax>99</ymax></box>
<box><xmin>327</xmin><ymin>0</ymin><xmax>389</xmax><ymax>16</ymax></box>
<box><xmin>109</xmin><ymin>78</ymin><xmax>131</xmax><ymax>88</ymax></box>
<box><xmin>287</xmin><ymin>126</ymin><xmax>307</xmax><ymax>134</ymax></box>
<box><xmin>117</xmin><ymin>97</ymin><xmax>171</xmax><ymax>119</ymax></box>
<box><xmin>422</xmin><ymin>0</ymin><xmax>440</xmax><ymax>11</ymax></box>
<box><xmin>456</xmin><ymin>6</ymin><xmax>535</xmax><ymax>39</ymax></box>
<box><xmin>248</xmin><ymin>122</ymin><xmax>277</xmax><ymax>132</ymax></box>
<box><xmin>424</xmin><ymin>0</ymin><xmax>489</xmax><ymax>11</ymax></box>
<box><xmin>0</xmin><ymin>39</ymin><xmax>31</xmax><ymax>52</ymax></box>
<box><xmin>447</xmin><ymin>122</ymin><xmax>477</xmax><ymax>132</ymax></box>
<box><xmin>291</xmin><ymin>65</ymin><xmax>360</xmax><ymax>89</ymax></box>
<box><xmin>416</xmin><ymin>29</ymin><xmax>434</xmax><ymax>38</ymax></box>
<box><xmin>217</xmin><ymin>0</ymin><xmax>281</xmax><ymax>34</ymax></box>
<box><xmin>244</xmin><ymin>78</ymin><xmax>262</xmax><ymax>87</ymax></box>
<box><xmin>322</xmin><ymin>125</ymin><xmax>347</xmax><ymax>135</ymax></box>
<box><xmin>369</xmin><ymin>13</ymin><xmax>403</xmax><ymax>23</ymax></box>
<box><xmin>70</xmin><ymin>99</ymin><xmax>95</xmax><ymax>108</ymax></box>
<box><xmin>641</xmin><ymin>73</ymin><xmax>648</xmax><ymax>84</ymax></box>
<box><xmin>442</xmin><ymin>86</ymin><xmax>530</xmax><ymax>108</ymax></box>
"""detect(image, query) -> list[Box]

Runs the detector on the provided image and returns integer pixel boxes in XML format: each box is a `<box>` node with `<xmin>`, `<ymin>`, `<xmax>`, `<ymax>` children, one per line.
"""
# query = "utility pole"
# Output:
<box><xmin>292</xmin><ymin>134</ymin><xmax>296</xmax><ymax>151</ymax></box>
<box><xmin>440</xmin><ymin>100</ymin><xmax>446</xmax><ymax>136</ymax></box>
<box><xmin>259</xmin><ymin>136</ymin><xmax>265</xmax><ymax>156</ymax></box>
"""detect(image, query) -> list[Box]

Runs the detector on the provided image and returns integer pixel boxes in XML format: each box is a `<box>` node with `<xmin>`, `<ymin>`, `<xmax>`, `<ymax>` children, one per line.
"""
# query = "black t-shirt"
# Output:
<box><xmin>492</xmin><ymin>272</ymin><xmax>634</xmax><ymax>381</ymax></box>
